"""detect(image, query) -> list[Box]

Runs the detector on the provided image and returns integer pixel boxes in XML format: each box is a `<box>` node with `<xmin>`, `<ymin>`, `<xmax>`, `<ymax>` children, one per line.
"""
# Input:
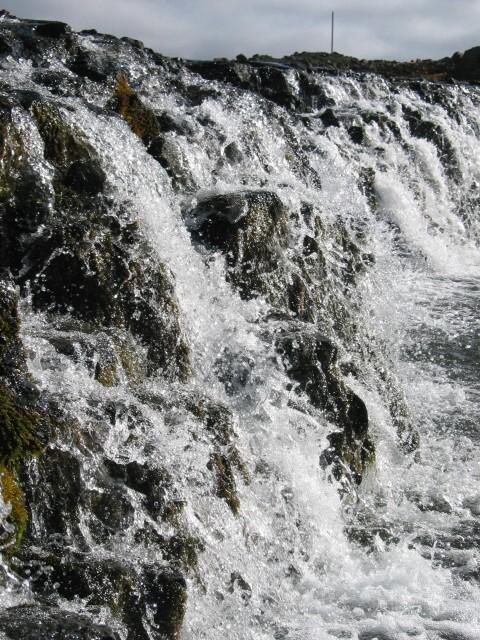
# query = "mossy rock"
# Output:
<box><xmin>15</xmin><ymin>549</ymin><xmax>187</xmax><ymax>640</ymax></box>
<box><xmin>112</xmin><ymin>74</ymin><xmax>196</xmax><ymax>191</ymax></box>
<box><xmin>0</xmin><ymin>465</ymin><xmax>28</xmax><ymax>552</ymax></box>
<box><xmin>0</xmin><ymin>101</ymin><xmax>191</xmax><ymax>381</ymax></box>
<box><xmin>31</xmin><ymin>102</ymin><xmax>106</xmax><ymax>194</ymax></box>
<box><xmin>113</xmin><ymin>73</ymin><xmax>160</xmax><ymax>145</ymax></box>
<box><xmin>0</xmin><ymin>281</ymin><xmax>27</xmax><ymax>381</ymax></box>
<box><xmin>0</xmin><ymin>384</ymin><xmax>43</xmax><ymax>467</ymax></box>
<box><xmin>182</xmin><ymin>395</ymin><xmax>250</xmax><ymax>512</ymax></box>
<box><xmin>207</xmin><ymin>451</ymin><xmax>241</xmax><ymax>515</ymax></box>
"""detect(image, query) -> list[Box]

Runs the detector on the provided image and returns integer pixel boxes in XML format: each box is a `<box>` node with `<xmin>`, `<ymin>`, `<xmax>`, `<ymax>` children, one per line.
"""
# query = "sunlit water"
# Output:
<box><xmin>1</xmin><ymin>34</ymin><xmax>480</xmax><ymax>640</ymax></box>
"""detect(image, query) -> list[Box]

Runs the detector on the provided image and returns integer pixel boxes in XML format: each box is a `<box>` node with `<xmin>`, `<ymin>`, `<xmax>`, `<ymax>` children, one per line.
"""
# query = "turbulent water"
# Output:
<box><xmin>1</xmin><ymin>16</ymin><xmax>480</xmax><ymax>640</ymax></box>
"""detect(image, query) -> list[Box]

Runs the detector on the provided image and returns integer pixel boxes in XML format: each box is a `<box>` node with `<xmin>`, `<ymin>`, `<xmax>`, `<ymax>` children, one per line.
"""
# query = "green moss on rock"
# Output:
<box><xmin>0</xmin><ymin>384</ymin><xmax>43</xmax><ymax>467</ymax></box>
<box><xmin>207</xmin><ymin>451</ymin><xmax>241</xmax><ymax>515</ymax></box>
<box><xmin>114</xmin><ymin>73</ymin><xmax>160</xmax><ymax>146</ymax></box>
<box><xmin>0</xmin><ymin>465</ymin><xmax>28</xmax><ymax>552</ymax></box>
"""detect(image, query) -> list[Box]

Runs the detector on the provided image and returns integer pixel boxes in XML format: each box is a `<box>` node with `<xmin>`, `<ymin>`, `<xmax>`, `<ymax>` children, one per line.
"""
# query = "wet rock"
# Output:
<box><xmin>22</xmin><ymin>447</ymin><xmax>83</xmax><ymax>540</ymax></box>
<box><xmin>112</xmin><ymin>74</ymin><xmax>196</xmax><ymax>191</ymax></box>
<box><xmin>185</xmin><ymin>396</ymin><xmax>250</xmax><ymax>513</ymax></box>
<box><xmin>348</xmin><ymin>125</ymin><xmax>364</xmax><ymax>144</ymax></box>
<box><xmin>224</xmin><ymin>140</ymin><xmax>243</xmax><ymax>164</ymax></box>
<box><xmin>0</xmin><ymin>283</ymin><xmax>46</xmax><ymax>464</ymax></box>
<box><xmin>0</xmin><ymin>604</ymin><xmax>120</xmax><ymax>640</ymax></box>
<box><xmin>64</xmin><ymin>158</ymin><xmax>106</xmax><ymax>194</ymax></box>
<box><xmin>214</xmin><ymin>347</ymin><xmax>255</xmax><ymax>394</ymax></box>
<box><xmin>207</xmin><ymin>451</ymin><xmax>241</xmax><ymax>514</ymax></box>
<box><xmin>411</xmin><ymin>491</ymin><xmax>453</xmax><ymax>514</ymax></box>
<box><xmin>320</xmin><ymin>108</ymin><xmax>340</xmax><ymax>128</ymax></box>
<box><xmin>0</xmin><ymin>466</ymin><xmax>27</xmax><ymax>553</ymax></box>
<box><xmin>229</xmin><ymin>571</ymin><xmax>252</xmax><ymax>601</ymax></box>
<box><xmin>358</xmin><ymin>167</ymin><xmax>378</xmax><ymax>211</ymax></box>
<box><xmin>188</xmin><ymin>190</ymin><xmax>288</xmax><ymax>300</ymax></box>
<box><xmin>463</xmin><ymin>495</ymin><xmax>480</xmax><ymax>516</ymax></box>
<box><xmin>88</xmin><ymin>485</ymin><xmax>135</xmax><ymax>539</ymax></box>
<box><xmin>68</xmin><ymin>45</ymin><xmax>116</xmax><ymax>82</ymax></box>
<box><xmin>0</xmin><ymin>102</ymin><xmax>190</xmax><ymax>380</ymax></box>
<box><xmin>33</xmin><ymin>555</ymin><xmax>188</xmax><ymax>640</ymax></box>
<box><xmin>186</xmin><ymin>59</ymin><xmax>331</xmax><ymax>112</ymax></box>
<box><xmin>277</xmin><ymin>327</ymin><xmax>374</xmax><ymax>484</ymax></box>
<box><xmin>402</xmin><ymin>105</ymin><xmax>459</xmax><ymax>178</ymax></box>
<box><xmin>125</xmin><ymin>461</ymin><xmax>175</xmax><ymax>519</ymax></box>
<box><xmin>112</xmin><ymin>73</ymin><xmax>160</xmax><ymax>146</ymax></box>
<box><xmin>361</xmin><ymin>111</ymin><xmax>401</xmax><ymax>140</ymax></box>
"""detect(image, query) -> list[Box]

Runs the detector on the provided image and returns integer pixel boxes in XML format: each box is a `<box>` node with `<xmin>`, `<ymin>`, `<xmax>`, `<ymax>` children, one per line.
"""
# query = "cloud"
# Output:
<box><xmin>3</xmin><ymin>0</ymin><xmax>479</xmax><ymax>60</ymax></box>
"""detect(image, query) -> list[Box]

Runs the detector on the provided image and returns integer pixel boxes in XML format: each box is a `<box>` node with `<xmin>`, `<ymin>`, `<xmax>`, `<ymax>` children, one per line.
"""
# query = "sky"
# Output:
<box><xmin>3</xmin><ymin>0</ymin><xmax>480</xmax><ymax>61</ymax></box>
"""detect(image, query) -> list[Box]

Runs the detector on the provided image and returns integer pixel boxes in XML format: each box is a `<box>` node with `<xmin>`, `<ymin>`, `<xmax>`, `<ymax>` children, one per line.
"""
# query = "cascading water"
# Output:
<box><xmin>0</xmin><ymin>13</ymin><xmax>479</xmax><ymax>640</ymax></box>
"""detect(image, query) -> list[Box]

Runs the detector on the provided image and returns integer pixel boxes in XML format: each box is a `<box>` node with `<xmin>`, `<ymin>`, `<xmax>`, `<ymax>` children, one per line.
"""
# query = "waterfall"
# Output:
<box><xmin>0</xmin><ymin>13</ymin><xmax>479</xmax><ymax>640</ymax></box>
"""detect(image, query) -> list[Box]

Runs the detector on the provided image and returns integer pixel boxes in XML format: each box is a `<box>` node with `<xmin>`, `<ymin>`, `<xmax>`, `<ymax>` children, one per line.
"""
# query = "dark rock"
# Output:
<box><xmin>88</xmin><ymin>485</ymin><xmax>135</xmax><ymax>539</ymax></box>
<box><xmin>125</xmin><ymin>461</ymin><xmax>174</xmax><ymax>519</ymax></box>
<box><xmin>0</xmin><ymin>101</ymin><xmax>190</xmax><ymax>380</ymax></box>
<box><xmin>0</xmin><ymin>604</ymin><xmax>120</xmax><ymax>640</ymax></box>
<box><xmin>453</xmin><ymin>46</ymin><xmax>480</xmax><ymax>82</ymax></box>
<box><xmin>188</xmin><ymin>190</ymin><xmax>288</xmax><ymax>300</ymax></box>
<box><xmin>68</xmin><ymin>46</ymin><xmax>114</xmax><ymax>82</ymax></box>
<box><xmin>224</xmin><ymin>141</ymin><xmax>243</xmax><ymax>164</ymax></box>
<box><xmin>120</xmin><ymin>36</ymin><xmax>144</xmax><ymax>49</ymax></box>
<box><xmin>0</xmin><ymin>34</ymin><xmax>12</xmax><ymax>55</ymax></box>
<box><xmin>34</xmin><ymin>21</ymin><xmax>71</xmax><ymax>39</ymax></box>
<box><xmin>402</xmin><ymin>105</ymin><xmax>459</xmax><ymax>178</ymax></box>
<box><xmin>229</xmin><ymin>571</ymin><xmax>252</xmax><ymax>600</ymax></box>
<box><xmin>186</xmin><ymin>59</ymin><xmax>331</xmax><ymax>112</ymax></box>
<box><xmin>320</xmin><ymin>108</ymin><xmax>340</xmax><ymax>128</ymax></box>
<box><xmin>207</xmin><ymin>451</ymin><xmax>241</xmax><ymax>514</ymax></box>
<box><xmin>64</xmin><ymin>158</ymin><xmax>106</xmax><ymax>194</ymax></box>
<box><xmin>348</xmin><ymin>125</ymin><xmax>364</xmax><ymax>144</ymax></box>
<box><xmin>214</xmin><ymin>347</ymin><xmax>255</xmax><ymax>394</ymax></box>
<box><xmin>112</xmin><ymin>74</ymin><xmax>196</xmax><ymax>190</ymax></box>
<box><xmin>185</xmin><ymin>396</ymin><xmax>249</xmax><ymax>512</ymax></box>
<box><xmin>22</xmin><ymin>447</ymin><xmax>83</xmax><ymax>540</ymax></box>
<box><xmin>277</xmin><ymin>328</ymin><xmax>374</xmax><ymax>484</ymax></box>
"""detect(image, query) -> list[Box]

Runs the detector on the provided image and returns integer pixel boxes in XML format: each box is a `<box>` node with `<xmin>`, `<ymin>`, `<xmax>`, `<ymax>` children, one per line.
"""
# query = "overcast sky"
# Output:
<box><xmin>3</xmin><ymin>0</ymin><xmax>479</xmax><ymax>61</ymax></box>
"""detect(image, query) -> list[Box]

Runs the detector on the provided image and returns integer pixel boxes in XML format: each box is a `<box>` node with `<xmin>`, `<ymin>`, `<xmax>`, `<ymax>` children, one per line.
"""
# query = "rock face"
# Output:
<box><xmin>0</xmin><ymin>98</ymin><xmax>190</xmax><ymax>381</ymax></box>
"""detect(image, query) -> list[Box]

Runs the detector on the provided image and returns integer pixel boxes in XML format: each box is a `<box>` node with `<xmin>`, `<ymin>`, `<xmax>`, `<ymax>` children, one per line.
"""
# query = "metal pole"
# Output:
<box><xmin>331</xmin><ymin>11</ymin><xmax>334</xmax><ymax>54</ymax></box>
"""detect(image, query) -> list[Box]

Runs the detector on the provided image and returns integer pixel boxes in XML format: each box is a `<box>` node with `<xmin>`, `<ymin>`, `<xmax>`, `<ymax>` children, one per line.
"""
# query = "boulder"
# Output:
<box><xmin>14</xmin><ymin>551</ymin><xmax>187</xmax><ymax>640</ymax></box>
<box><xmin>0</xmin><ymin>604</ymin><xmax>119</xmax><ymax>640</ymax></box>
<box><xmin>453</xmin><ymin>46</ymin><xmax>480</xmax><ymax>82</ymax></box>
<box><xmin>188</xmin><ymin>190</ymin><xmax>288</xmax><ymax>300</ymax></box>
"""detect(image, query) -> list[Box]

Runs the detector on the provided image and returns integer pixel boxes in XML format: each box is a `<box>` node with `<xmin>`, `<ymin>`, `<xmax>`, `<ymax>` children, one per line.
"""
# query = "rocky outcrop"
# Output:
<box><xmin>187</xmin><ymin>190</ymin><xmax>289</xmax><ymax>300</ymax></box>
<box><xmin>276</xmin><ymin>327</ymin><xmax>374</xmax><ymax>486</ymax></box>
<box><xmin>453</xmin><ymin>46</ymin><xmax>480</xmax><ymax>82</ymax></box>
<box><xmin>0</xmin><ymin>96</ymin><xmax>190</xmax><ymax>381</ymax></box>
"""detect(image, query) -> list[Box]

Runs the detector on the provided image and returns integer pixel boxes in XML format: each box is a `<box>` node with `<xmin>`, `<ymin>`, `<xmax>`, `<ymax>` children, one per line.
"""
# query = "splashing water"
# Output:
<box><xmin>1</xmin><ymin>25</ymin><xmax>480</xmax><ymax>640</ymax></box>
